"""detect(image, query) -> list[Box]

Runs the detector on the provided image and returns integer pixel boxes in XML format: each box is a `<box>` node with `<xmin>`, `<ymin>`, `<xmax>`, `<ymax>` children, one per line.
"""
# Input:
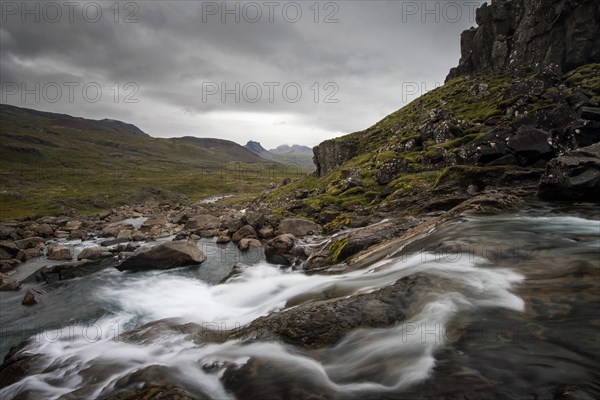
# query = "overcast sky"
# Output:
<box><xmin>0</xmin><ymin>1</ymin><xmax>484</xmax><ymax>149</ymax></box>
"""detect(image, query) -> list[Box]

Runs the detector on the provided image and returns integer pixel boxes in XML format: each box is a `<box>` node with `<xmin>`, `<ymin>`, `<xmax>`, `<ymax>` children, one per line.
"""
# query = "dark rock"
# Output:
<box><xmin>507</xmin><ymin>126</ymin><xmax>553</xmax><ymax>165</ymax></box>
<box><xmin>78</xmin><ymin>246</ymin><xmax>110</xmax><ymax>261</ymax></box>
<box><xmin>538</xmin><ymin>143</ymin><xmax>600</xmax><ymax>201</ymax></box>
<box><xmin>232</xmin><ymin>274</ymin><xmax>432</xmax><ymax>349</ymax></box>
<box><xmin>21</xmin><ymin>288</ymin><xmax>45</xmax><ymax>305</ymax></box>
<box><xmin>580</xmin><ymin>106</ymin><xmax>600</xmax><ymax>122</ymax></box>
<box><xmin>117</xmin><ymin>241</ymin><xmax>206</xmax><ymax>272</ymax></box>
<box><xmin>106</xmin><ymin>385</ymin><xmax>204</xmax><ymax>400</ymax></box>
<box><xmin>220</xmin><ymin>262</ymin><xmax>251</xmax><ymax>283</ymax></box>
<box><xmin>232</xmin><ymin>225</ymin><xmax>257</xmax><ymax>243</ymax></box>
<box><xmin>446</xmin><ymin>0</ymin><xmax>600</xmax><ymax>81</ymax></box>
<box><xmin>258</xmin><ymin>225</ymin><xmax>274</xmax><ymax>239</ymax></box>
<box><xmin>277</xmin><ymin>218</ymin><xmax>322</xmax><ymax>237</ymax></box>
<box><xmin>27</xmin><ymin>259</ymin><xmax>115</xmax><ymax>284</ymax></box>
<box><xmin>264</xmin><ymin>234</ymin><xmax>306</xmax><ymax>266</ymax></box>
<box><xmin>0</xmin><ymin>272</ymin><xmax>21</xmax><ymax>291</ymax></box>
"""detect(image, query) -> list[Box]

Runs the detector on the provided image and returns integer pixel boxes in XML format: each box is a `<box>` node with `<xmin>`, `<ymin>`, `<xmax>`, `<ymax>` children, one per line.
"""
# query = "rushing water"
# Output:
<box><xmin>0</xmin><ymin>203</ymin><xmax>599</xmax><ymax>399</ymax></box>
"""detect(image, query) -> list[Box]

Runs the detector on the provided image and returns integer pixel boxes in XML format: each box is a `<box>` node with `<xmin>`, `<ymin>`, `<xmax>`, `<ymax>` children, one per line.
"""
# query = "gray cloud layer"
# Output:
<box><xmin>1</xmin><ymin>1</ymin><xmax>484</xmax><ymax>148</ymax></box>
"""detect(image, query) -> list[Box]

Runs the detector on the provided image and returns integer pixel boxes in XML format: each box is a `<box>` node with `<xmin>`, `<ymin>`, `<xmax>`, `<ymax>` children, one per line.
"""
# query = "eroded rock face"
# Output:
<box><xmin>446</xmin><ymin>0</ymin><xmax>600</xmax><ymax>81</ymax></box>
<box><xmin>264</xmin><ymin>234</ymin><xmax>307</xmax><ymax>266</ymax></box>
<box><xmin>313</xmin><ymin>136</ymin><xmax>361</xmax><ymax>177</ymax></box>
<box><xmin>116</xmin><ymin>241</ymin><xmax>206</xmax><ymax>272</ymax></box>
<box><xmin>538</xmin><ymin>142</ymin><xmax>600</xmax><ymax>201</ymax></box>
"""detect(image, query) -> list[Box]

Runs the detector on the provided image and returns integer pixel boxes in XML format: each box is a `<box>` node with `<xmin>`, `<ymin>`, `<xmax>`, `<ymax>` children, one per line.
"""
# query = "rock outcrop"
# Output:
<box><xmin>538</xmin><ymin>142</ymin><xmax>600</xmax><ymax>200</ymax></box>
<box><xmin>313</xmin><ymin>136</ymin><xmax>361</xmax><ymax>177</ymax></box>
<box><xmin>446</xmin><ymin>0</ymin><xmax>600</xmax><ymax>81</ymax></box>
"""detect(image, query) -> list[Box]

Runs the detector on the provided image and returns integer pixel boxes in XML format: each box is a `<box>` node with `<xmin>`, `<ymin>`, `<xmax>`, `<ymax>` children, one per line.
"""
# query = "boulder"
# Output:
<box><xmin>232</xmin><ymin>225</ymin><xmax>257</xmax><ymax>243</ymax></box>
<box><xmin>184</xmin><ymin>214</ymin><xmax>220</xmax><ymax>230</ymax></box>
<box><xmin>27</xmin><ymin>260</ymin><xmax>113</xmax><ymax>284</ymax></box>
<box><xmin>35</xmin><ymin>224</ymin><xmax>54</xmax><ymax>237</ymax></box>
<box><xmin>116</xmin><ymin>241</ymin><xmax>206</xmax><ymax>272</ymax></box>
<box><xmin>538</xmin><ymin>143</ymin><xmax>600</xmax><ymax>201</ymax></box>
<box><xmin>102</xmin><ymin>222</ymin><xmax>134</xmax><ymax>238</ymax></box>
<box><xmin>0</xmin><ymin>272</ymin><xmax>21</xmax><ymax>291</ymax></box>
<box><xmin>64</xmin><ymin>220</ymin><xmax>82</xmax><ymax>231</ymax></box>
<box><xmin>507</xmin><ymin>126</ymin><xmax>553</xmax><ymax>165</ymax></box>
<box><xmin>47</xmin><ymin>244</ymin><xmax>72</xmax><ymax>261</ymax></box>
<box><xmin>78</xmin><ymin>246</ymin><xmax>109</xmax><ymax>261</ymax></box>
<box><xmin>258</xmin><ymin>225</ymin><xmax>274</xmax><ymax>239</ymax></box>
<box><xmin>276</xmin><ymin>218</ymin><xmax>322</xmax><ymax>237</ymax></box>
<box><xmin>21</xmin><ymin>288</ymin><xmax>45</xmax><ymax>305</ymax></box>
<box><xmin>238</xmin><ymin>238</ymin><xmax>262</xmax><ymax>252</ymax></box>
<box><xmin>264</xmin><ymin>234</ymin><xmax>306</xmax><ymax>266</ymax></box>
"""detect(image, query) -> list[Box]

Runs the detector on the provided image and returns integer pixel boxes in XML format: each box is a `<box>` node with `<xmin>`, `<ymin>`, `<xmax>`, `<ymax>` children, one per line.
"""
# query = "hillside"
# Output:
<box><xmin>263</xmin><ymin>0</ymin><xmax>600</xmax><ymax>231</ymax></box>
<box><xmin>0</xmin><ymin>105</ymin><xmax>299</xmax><ymax>220</ymax></box>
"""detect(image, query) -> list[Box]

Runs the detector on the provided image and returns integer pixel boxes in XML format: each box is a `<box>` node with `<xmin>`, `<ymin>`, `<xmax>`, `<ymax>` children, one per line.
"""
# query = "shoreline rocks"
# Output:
<box><xmin>116</xmin><ymin>241</ymin><xmax>207</xmax><ymax>272</ymax></box>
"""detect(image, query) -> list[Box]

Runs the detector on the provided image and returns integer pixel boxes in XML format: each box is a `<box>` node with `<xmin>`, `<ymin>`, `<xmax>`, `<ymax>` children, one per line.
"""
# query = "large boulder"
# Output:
<box><xmin>14</xmin><ymin>237</ymin><xmax>45</xmax><ymax>250</ymax></box>
<box><xmin>276</xmin><ymin>218</ymin><xmax>322</xmax><ymax>237</ymax></box>
<box><xmin>506</xmin><ymin>126</ymin><xmax>553</xmax><ymax>165</ymax></box>
<box><xmin>238</xmin><ymin>238</ymin><xmax>262</xmax><ymax>252</ymax></box>
<box><xmin>538</xmin><ymin>143</ymin><xmax>600</xmax><ymax>201</ymax></box>
<box><xmin>264</xmin><ymin>234</ymin><xmax>307</xmax><ymax>266</ymax></box>
<box><xmin>116</xmin><ymin>241</ymin><xmax>206</xmax><ymax>272</ymax></box>
<box><xmin>22</xmin><ymin>288</ymin><xmax>45</xmax><ymax>305</ymax></box>
<box><xmin>184</xmin><ymin>214</ymin><xmax>220</xmax><ymax>230</ymax></box>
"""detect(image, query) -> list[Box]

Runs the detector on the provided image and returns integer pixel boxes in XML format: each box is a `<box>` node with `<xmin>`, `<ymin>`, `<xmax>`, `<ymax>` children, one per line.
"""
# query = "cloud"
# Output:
<box><xmin>0</xmin><ymin>1</ymin><xmax>484</xmax><ymax>148</ymax></box>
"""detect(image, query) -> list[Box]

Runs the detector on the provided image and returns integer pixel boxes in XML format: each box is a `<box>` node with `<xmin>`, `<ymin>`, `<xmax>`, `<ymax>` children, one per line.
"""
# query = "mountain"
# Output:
<box><xmin>270</xmin><ymin>144</ymin><xmax>312</xmax><ymax>155</ymax></box>
<box><xmin>245</xmin><ymin>141</ymin><xmax>315</xmax><ymax>170</ymax></box>
<box><xmin>0</xmin><ymin>104</ymin><xmax>286</xmax><ymax>219</ymax></box>
<box><xmin>244</xmin><ymin>140</ymin><xmax>275</xmax><ymax>161</ymax></box>
<box><xmin>266</xmin><ymin>0</ymin><xmax>600</xmax><ymax>226</ymax></box>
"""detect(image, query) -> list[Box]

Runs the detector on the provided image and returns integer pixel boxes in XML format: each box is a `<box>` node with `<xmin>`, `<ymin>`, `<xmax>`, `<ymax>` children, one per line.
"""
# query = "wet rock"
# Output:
<box><xmin>232</xmin><ymin>225</ymin><xmax>257</xmax><ymax>243</ymax></box>
<box><xmin>238</xmin><ymin>238</ymin><xmax>262</xmax><ymax>252</ymax></box>
<box><xmin>538</xmin><ymin>142</ymin><xmax>600</xmax><ymax>201</ymax></box>
<box><xmin>46</xmin><ymin>244</ymin><xmax>72</xmax><ymax>261</ymax></box>
<box><xmin>21</xmin><ymin>288</ymin><xmax>45</xmax><ymax>305</ymax></box>
<box><xmin>102</xmin><ymin>222</ymin><xmax>134</xmax><ymax>238</ymax></box>
<box><xmin>216</xmin><ymin>236</ymin><xmax>231</xmax><ymax>244</ymax></box>
<box><xmin>185</xmin><ymin>214</ymin><xmax>220</xmax><ymax>231</ymax></box>
<box><xmin>220</xmin><ymin>262</ymin><xmax>251</xmax><ymax>283</ymax></box>
<box><xmin>78</xmin><ymin>246</ymin><xmax>110</xmax><ymax>261</ymax></box>
<box><xmin>116</xmin><ymin>241</ymin><xmax>206</xmax><ymax>272</ymax></box>
<box><xmin>277</xmin><ymin>218</ymin><xmax>322</xmax><ymax>237</ymax></box>
<box><xmin>0</xmin><ymin>272</ymin><xmax>21</xmax><ymax>291</ymax></box>
<box><xmin>29</xmin><ymin>259</ymin><xmax>115</xmax><ymax>284</ymax></box>
<box><xmin>264</xmin><ymin>234</ymin><xmax>307</xmax><ymax>266</ymax></box>
<box><xmin>232</xmin><ymin>274</ymin><xmax>432</xmax><ymax>349</ymax></box>
<box><xmin>14</xmin><ymin>237</ymin><xmax>45</xmax><ymax>250</ymax></box>
<box><xmin>34</xmin><ymin>224</ymin><xmax>54</xmax><ymax>238</ymax></box>
<box><xmin>106</xmin><ymin>385</ymin><xmax>204</xmax><ymax>400</ymax></box>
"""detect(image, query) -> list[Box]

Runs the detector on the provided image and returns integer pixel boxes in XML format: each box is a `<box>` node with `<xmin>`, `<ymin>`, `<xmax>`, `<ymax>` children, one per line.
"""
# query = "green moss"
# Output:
<box><xmin>329</xmin><ymin>238</ymin><xmax>349</xmax><ymax>263</ymax></box>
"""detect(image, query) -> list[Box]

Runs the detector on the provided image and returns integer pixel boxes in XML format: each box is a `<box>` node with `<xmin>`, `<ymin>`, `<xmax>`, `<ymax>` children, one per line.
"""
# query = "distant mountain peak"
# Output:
<box><xmin>270</xmin><ymin>144</ymin><xmax>312</xmax><ymax>155</ymax></box>
<box><xmin>244</xmin><ymin>140</ymin><xmax>269</xmax><ymax>156</ymax></box>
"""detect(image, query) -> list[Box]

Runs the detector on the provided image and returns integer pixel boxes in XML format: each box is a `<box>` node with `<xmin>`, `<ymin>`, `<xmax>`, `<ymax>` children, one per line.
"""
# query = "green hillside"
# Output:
<box><xmin>0</xmin><ymin>105</ymin><xmax>304</xmax><ymax>220</ymax></box>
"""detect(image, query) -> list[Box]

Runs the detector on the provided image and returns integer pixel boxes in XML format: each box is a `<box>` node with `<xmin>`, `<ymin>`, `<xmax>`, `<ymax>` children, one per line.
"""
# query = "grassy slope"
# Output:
<box><xmin>265</xmin><ymin>64</ymin><xmax>600</xmax><ymax>226</ymax></box>
<box><xmin>0</xmin><ymin>105</ymin><xmax>306</xmax><ymax>220</ymax></box>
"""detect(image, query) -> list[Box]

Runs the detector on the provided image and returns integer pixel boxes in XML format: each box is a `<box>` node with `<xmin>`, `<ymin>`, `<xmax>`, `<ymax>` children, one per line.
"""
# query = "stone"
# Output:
<box><xmin>538</xmin><ymin>143</ymin><xmax>600</xmax><ymax>201</ymax></box>
<box><xmin>313</xmin><ymin>135</ymin><xmax>360</xmax><ymax>177</ymax></box>
<box><xmin>264</xmin><ymin>234</ymin><xmax>306</xmax><ymax>266</ymax></box>
<box><xmin>35</xmin><ymin>224</ymin><xmax>54</xmax><ymax>237</ymax></box>
<box><xmin>276</xmin><ymin>218</ymin><xmax>322</xmax><ymax>237</ymax></box>
<box><xmin>258</xmin><ymin>226</ymin><xmax>274</xmax><ymax>239</ymax></box>
<box><xmin>21</xmin><ymin>288</ymin><xmax>45</xmax><ymax>305</ymax></box>
<box><xmin>102</xmin><ymin>222</ymin><xmax>134</xmax><ymax>238</ymax></box>
<box><xmin>231</xmin><ymin>225</ymin><xmax>257</xmax><ymax>243</ymax></box>
<box><xmin>78</xmin><ymin>246</ymin><xmax>106</xmax><ymax>261</ymax></box>
<box><xmin>216</xmin><ymin>236</ymin><xmax>231</xmax><ymax>244</ymax></box>
<box><xmin>184</xmin><ymin>214</ymin><xmax>220</xmax><ymax>230</ymax></box>
<box><xmin>47</xmin><ymin>244</ymin><xmax>72</xmax><ymax>261</ymax></box>
<box><xmin>64</xmin><ymin>220</ymin><xmax>82</xmax><ymax>231</ymax></box>
<box><xmin>116</xmin><ymin>241</ymin><xmax>207</xmax><ymax>272</ymax></box>
<box><xmin>238</xmin><ymin>238</ymin><xmax>261</xmax><ymax>252</ymax></box>
<box><xmin>15</xmin><ymin>237</ymin><xmax>45</xmax><ymax>250</ymax></box>
<box><xmin>507</xmin><ymin>126</ymin><xmax>553</xmax><ymax>165</ymax></box>
<box><xmin>0</xmin><ymin>272</ymin><xmax>21</xmax><ymax>291</ymax></box>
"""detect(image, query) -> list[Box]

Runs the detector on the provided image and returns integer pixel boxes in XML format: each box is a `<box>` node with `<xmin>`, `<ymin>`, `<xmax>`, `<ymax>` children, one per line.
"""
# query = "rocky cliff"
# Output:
<box><xmin>446</xmin><ymin>0</ymin><xmax>600</xmax><ymax>81</ymax></box>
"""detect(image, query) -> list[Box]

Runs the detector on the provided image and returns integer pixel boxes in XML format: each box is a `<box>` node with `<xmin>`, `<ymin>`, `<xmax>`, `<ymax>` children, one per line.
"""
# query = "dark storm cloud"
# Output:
<box><xmin>0</xmin><ymin>1</ymin><xmax>484</xmax><ymax>148</ymax></box>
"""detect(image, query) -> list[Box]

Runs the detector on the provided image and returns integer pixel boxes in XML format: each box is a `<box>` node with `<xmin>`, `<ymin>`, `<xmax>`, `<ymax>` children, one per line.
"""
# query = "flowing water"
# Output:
<box><xmin>0</xmin><ymin>203</ymin><xmax>599</xmax><ymax>399</ymax></box>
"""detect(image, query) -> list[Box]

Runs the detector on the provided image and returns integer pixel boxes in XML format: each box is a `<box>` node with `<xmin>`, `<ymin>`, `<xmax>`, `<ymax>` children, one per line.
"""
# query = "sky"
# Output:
<box><xmin>0</xmin><ymin>1</ymin><xmax>485</xmax><ymax>149</ymax></box>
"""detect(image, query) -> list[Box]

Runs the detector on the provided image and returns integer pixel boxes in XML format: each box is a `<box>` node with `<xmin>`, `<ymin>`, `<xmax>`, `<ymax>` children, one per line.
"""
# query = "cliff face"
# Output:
<box><xmin>446</xmin><ymin>0</ymin><xmax>600</xmax><ymax>81</ymax></box>
<box><xmin>313</xmin><ymin>137</ymin><xmax>361</xmax><ymax>177</ymax></box>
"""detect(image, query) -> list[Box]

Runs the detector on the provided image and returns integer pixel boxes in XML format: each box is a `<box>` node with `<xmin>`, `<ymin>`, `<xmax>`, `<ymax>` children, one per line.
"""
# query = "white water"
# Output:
<box><xmin>0</xmin><ymin>250</ymin><xmax>525</xmax><ymax>399</ymax></box>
